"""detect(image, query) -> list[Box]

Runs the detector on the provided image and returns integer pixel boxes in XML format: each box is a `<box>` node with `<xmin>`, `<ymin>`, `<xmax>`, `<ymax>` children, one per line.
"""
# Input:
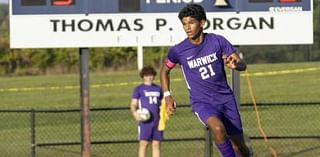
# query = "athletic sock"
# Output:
<box><xmin>216</xmin><ymin>140</ymin><xmax>236</xmax><ymax>157</ymax></box>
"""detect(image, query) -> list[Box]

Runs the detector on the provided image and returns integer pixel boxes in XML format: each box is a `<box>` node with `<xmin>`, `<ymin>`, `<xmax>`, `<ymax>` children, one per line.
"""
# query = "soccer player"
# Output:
<box><xmin>130</xmin><ymin>66</ymin><xmax>164</xmax><ymax>157</ymax></box>
<box><xmin>160</xmin><ymin>4</ymin><xmax>251</xmax><ymax>157</ymax></box>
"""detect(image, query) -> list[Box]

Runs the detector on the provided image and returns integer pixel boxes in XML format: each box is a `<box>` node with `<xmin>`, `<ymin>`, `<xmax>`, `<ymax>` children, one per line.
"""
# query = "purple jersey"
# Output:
<box><xmin>166</xmin><ymin>33</ymin><xmax>243</xmax><ymax>135</ymax></box>
<box><xmin>166</xmin><ymin>33</ymin><xmax>236</xmax><ymax>109</ymax></box>
<box><xmin>132</xmin><ymin>83</ymin><xmax>163</xmax><ymax>122</ymax></box>
<box><xmin>132</xmin><ymin>83</ymin><xmax>164</xmax><ymax>141</ymax></box>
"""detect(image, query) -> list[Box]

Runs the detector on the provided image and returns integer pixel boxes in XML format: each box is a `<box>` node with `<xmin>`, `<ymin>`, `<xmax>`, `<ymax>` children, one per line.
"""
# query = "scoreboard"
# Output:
<box><xmin>10</xmin><ymin>0</ymin><xmax>313</xmax><ymax>48</ymax></box>
<box><xmin>13</xmin><ymin>0</ymin><xmax>310</xmax><ymax>14</ymax></box>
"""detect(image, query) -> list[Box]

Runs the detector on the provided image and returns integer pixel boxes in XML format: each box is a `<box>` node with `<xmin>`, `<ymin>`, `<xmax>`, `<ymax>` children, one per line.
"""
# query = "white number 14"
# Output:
<box><xmin>149</xmin><ymin>96</ymin><xmax>158</xmax><ymax>104</ymax></box>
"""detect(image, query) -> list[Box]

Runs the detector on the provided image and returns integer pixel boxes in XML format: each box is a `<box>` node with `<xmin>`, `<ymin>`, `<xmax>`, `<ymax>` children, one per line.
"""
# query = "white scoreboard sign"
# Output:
<box><xmin>10</xmin><ymin>0</ymin><xmax>313</xmax><ymax>48</ymax></box>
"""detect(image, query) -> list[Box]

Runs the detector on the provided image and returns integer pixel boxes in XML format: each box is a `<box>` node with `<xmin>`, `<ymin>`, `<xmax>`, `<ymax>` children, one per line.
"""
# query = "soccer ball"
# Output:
<box><xmin>137</xmin><ymin>108</ymin><xmax>151</xmax><ymax>122</ymax></box>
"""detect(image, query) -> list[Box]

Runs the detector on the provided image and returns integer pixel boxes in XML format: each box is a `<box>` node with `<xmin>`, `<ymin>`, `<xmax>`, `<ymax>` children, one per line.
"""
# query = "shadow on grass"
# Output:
<box><xmin>39</xmin><ymin>147</ymin><xmax>104</xmax><ymax>157</ymax></box>
<box><xmin>282</xmin><ymin>144</ymin><xmax>320</xmax><ymax>157</ymax></box>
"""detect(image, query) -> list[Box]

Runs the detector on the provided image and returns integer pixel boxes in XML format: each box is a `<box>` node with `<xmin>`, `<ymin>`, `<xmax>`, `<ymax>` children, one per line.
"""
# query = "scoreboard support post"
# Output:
<box><xmin>231</xmin><ymin>69</ymin><xmax>240</xmax><ymax>106</ymax></box>
<box><xmin>137</xmin><ymin>45</ymin><xmax>143</xmax><ymax>70</ymax></box>
<box><xmin>79</xmin><ymin>48</ymin><xmax>91</xmax><ymax>157</ymax></box>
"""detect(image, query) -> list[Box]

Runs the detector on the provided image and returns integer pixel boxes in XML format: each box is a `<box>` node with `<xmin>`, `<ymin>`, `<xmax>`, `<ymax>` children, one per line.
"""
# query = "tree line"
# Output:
<box><xmin>0</xmin><ymin>3</ymin><xmax>319</xmax><ymax>76</ymax></box>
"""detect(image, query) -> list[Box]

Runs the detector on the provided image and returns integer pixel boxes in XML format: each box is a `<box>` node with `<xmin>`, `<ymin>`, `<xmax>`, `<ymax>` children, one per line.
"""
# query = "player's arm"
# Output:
<box><xmin>160</xmin><ymin>62</ymin><xmax>176</xmax><ymax>115</ymax></box>
<box><xmin>130</xmin><ymin>98</ymin><xmax>141</xmax><ymax>121</ymax></box>
<box><xmin>223</xmin><ymin>52</ymin><xmax>247</xmax><ymax>71</ymax></box>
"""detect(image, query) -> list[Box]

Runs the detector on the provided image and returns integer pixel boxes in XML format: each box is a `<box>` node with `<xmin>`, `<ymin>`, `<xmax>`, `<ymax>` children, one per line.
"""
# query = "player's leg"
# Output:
<box><xmin>207</xmin><ymin>116</ymin><xmax>237</xmax><ymax>157</ymax></box>
<box><xmin>139</xmin><ymin>140</ymin><xmax>149</xmax><ymax>157</ymax></box>
<box><xmin>152</xmin><ymin>125</ymin><xmax>163</xmax><ymax>157</ymax></box>
<box><xmin>194</xmin><ymin>103</ymin><xmax>236</xmax><ymax>157</ymax></box>
<box><xmin>207</xmin><ymin>116</ymin><xmax>227</xmax><ymax>143</ymax></box>
<box><xmin>222</xmin><ymin>118</ymin><xmax>251</xmax><ymax>157</ymax></box>
<box><xmin>222</xmin><ymin>99</ymin><xmax>252</xmax><ymax>157</ymax></box>
<box><xmin>229</xmin><ymin>134</ymin><xmax>251</xmax><ymax>157</ymax></box>
<box><xmin>151</xmin><ymin>140</ymin><xmax>161</xmax><ymax>157</ymax></box>
<box><xmin>138</xmin><ymin>124</ymin><xmax>152</xmax><ymax>157</ymax></box>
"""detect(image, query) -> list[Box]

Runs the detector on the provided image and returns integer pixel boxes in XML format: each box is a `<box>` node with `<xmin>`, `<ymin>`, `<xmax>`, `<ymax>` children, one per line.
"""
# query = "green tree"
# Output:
<box><xmin>54</xmin><ymin>48</ymin><xmax>78</xmax><ymax>73</ymax></box>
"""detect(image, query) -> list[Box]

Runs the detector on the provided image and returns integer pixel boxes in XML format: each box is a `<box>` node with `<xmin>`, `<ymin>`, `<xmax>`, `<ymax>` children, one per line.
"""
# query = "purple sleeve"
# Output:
<box><xmin>167</xmin><ymin>47</ymin><xmax>179</xmax><ymax>63</ymax></box>
<box><xmin>217</xmin><ymin>35</ymin><xmax>237</xmax><ymax>56</ymax></box>
<box><xmin>132</xmin><ymin>86</ymin><xmax>140</xmax><ymax>99</ymax></box>
<box><xmin>164</xmin><ymin>46</ymin><xmax>179</xmax><ymax>69</ymax></box>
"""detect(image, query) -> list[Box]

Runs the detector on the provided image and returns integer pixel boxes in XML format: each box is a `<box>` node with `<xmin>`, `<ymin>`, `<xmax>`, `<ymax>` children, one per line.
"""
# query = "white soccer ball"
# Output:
<box><xmin>137</xmin><ymin>108</ymin><xmax>151</xmax><ymax>122</ymax></box>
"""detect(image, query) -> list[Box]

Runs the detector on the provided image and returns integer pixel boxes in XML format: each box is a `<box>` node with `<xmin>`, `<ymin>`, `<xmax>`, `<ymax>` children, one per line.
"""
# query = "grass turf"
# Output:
<box><xmin>0</xmin><ymin>62</ymin><xmax>320</xmax><ymax>156</ymax></box>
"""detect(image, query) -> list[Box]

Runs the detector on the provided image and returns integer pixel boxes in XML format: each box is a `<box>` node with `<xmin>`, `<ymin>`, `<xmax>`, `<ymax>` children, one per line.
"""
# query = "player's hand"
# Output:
<box><xmin>223</xmin><ymin>55</ymin><xmax>237</xmax><ymax>69</ymax></box>
<box><xmin>165</xmin><ymin>96</ymin><xmax>176</xmax><ymax>115</ymax></box>
<box><xmin>133</xmin><ymin>111</ymin><xmax>142</xmax><ymax>122</ymax></box>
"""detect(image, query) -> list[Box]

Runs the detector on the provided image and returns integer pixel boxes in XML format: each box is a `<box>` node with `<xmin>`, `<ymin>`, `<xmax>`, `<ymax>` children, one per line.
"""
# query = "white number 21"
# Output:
<box><xmin>199</xmin><ymin>64</ymin><xmax>215</xmax><ymax>80</ymax></box>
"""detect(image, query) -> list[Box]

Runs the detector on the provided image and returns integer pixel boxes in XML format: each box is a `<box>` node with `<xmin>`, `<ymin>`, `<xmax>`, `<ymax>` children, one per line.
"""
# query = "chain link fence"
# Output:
<box><xmin>241</xmin><ymin>102</ymin><xmax>320</xmax><ymax>157</ymax></box>
<box><xmin>1</xmin><ymin>102</ymin><xmax>320</xmax><ymax>157</ymax></box>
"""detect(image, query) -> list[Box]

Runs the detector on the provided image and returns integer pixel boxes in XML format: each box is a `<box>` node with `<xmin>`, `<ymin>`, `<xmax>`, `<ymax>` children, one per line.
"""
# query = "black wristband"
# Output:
<box><xmin>235</xmin><ymin>62</ymin><xmax>247</xmax><ymax>71</ymax></box>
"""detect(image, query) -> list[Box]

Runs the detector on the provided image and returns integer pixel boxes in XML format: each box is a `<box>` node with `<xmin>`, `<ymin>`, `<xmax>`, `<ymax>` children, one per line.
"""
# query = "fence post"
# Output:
<box><xmin>31</xmin><ymin>109</ymin><xmax>36</xmax><ymax>157</ymax></box>
<box><xmin>230</xmin><ymin>68</ymin><xmax>240</xmax><ymax>106</ymax></box>
<box><xmin>79</xmin><ymin>48</ymin><xmax>91</xmax><ymax>157</ymax></box>
<box><xmin>204</xmin><ymin>127</ymin><xmax>213</xmax><ymax>157</ymax></box>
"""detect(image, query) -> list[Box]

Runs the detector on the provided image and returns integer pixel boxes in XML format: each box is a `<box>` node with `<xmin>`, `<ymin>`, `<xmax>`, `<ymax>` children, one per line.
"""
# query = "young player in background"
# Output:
<box><xmin>160</xmin><ymin>4</ymin><xmax>251</xmax><ymax>157</ymax></box>
<box><xmin>130</xmin><ymin>66</ymin><xmax>164</xmax><ymax>157</ymax></box>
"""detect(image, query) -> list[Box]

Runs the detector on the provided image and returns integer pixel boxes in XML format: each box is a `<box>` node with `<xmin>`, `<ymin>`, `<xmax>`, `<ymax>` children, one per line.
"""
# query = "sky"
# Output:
<box><xmin>0</xmin><ymin>0</ymin><xmax>8</xmax><ymax>4</ymax></box>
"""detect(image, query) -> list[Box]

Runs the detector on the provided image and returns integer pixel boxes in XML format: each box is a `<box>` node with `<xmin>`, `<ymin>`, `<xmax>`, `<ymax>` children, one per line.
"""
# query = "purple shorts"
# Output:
<box><xmin>192</xmin><ymin>98</ymin><xmax>243</xmax><ymax>135</ymax></box>
<box><xmin>138</xmin><ymin>122</ymin><xmax>163</xmax><ymax>141</ymax></box>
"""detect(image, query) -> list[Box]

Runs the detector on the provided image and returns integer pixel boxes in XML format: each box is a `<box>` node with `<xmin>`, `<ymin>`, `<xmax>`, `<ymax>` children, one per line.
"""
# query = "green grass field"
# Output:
<box><xmin>0</xmin><ymin>62</ymin><xmax>320</xmax><ymax>157</ymax></box>
<box><xmin>0</xmin><ymin>62</ymin><xmax>319</xmax><ymax>109</ymax></box>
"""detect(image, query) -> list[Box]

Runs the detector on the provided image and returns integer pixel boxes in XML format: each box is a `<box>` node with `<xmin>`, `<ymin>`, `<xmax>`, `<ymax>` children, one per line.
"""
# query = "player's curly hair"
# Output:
<box><xmin>140</xmin><ymin>66</ymin><xmax>157</xmax><ymax>78</ymax></box>
<box><xmin>178</xmin><ymin>4</ymin><xmax>207</xmax><ymax>21</ymax></box>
